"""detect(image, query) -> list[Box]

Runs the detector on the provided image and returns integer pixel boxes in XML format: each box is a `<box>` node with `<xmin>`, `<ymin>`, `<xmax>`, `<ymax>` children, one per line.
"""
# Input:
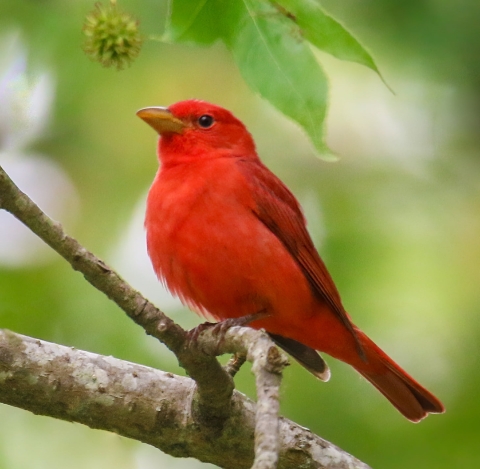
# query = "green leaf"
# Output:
<box><xmin>164</xmin><ymin>0</ymin><xmax>225</xmax><ymax>45</ymax></box>
<box><xmin>163</xmin><ymin>0</ymin><xmax>386</xmax><ymax>158</ymax></box>
<box><xmin>273</xmin><ymin>0</ymin><xmax>385</xmax><ymax>80</ymax></box>
<box><xmin>229</xmin><ymin>0</ymin><xmax>336</xmax><ymax>159</ymax></box>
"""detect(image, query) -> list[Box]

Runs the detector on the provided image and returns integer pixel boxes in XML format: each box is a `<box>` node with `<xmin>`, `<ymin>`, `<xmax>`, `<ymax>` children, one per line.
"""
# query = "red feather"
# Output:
<box><xmin>141</xmin><ymin>99</ymin><xmax>445</xmax><ymax>422</ymax></box>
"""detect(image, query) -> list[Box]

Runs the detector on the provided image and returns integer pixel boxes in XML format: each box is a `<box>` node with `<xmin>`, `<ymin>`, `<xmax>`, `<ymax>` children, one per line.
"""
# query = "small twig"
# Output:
<box><xmin>250</xmin><ymin>335</ymin><xmax>284</xmax><ymax>469</ymax></box>
<box><xmin>195</xmin><ymin>326</ymin><xmax>289</xmax><ymax>469</ymax></box>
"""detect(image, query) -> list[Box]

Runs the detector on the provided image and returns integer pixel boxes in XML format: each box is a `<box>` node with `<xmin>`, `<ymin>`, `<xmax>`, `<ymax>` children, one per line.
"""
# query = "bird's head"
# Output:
<box><xmin>137</xmin><ymin>100</ymin><xmax>257</xmax><ymax>165</ymax></box>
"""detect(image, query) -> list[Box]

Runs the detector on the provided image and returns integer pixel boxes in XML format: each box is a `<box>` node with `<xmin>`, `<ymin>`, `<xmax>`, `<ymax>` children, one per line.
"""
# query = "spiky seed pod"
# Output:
<box><xmin>83</xmin><ymin>0</ymin><xmax>143</xmax><ymax>70</ymax></box>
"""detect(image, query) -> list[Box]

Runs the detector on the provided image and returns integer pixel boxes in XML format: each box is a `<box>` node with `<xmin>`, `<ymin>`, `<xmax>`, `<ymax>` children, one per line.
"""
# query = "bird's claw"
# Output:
<box><xmin>185</xmin><ymin>310</ymin><xmax>269</xmax><ymax>356</ymax></box>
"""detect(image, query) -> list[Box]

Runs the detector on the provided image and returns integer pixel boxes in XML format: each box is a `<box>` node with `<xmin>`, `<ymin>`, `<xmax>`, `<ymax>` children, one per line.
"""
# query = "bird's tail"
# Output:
<box><xmin>353</xmin><ymin>330</ymin><xmax>445</xmax><ymax>422</ymax></box>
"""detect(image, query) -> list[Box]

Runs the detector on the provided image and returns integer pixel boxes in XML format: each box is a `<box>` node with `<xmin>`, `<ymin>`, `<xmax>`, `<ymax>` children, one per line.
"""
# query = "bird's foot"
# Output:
<box><xmin>214</xmin><ymin>309</ymin><xmax>269</xmax><ymax>331</ymax></box>
<box><xmin>185</xmin><ymin>321</ymin><xmax>216</xmax><ymax>345</ymax></box>
<box><xmin>224</xmin><ymin>353</ymin><xmax>247</xmax><ymax>377</ymax></box>
<box><xmin>185</xmin><ymin>310</ymin><xmax>269</xmax><ymax>357</ymax></box>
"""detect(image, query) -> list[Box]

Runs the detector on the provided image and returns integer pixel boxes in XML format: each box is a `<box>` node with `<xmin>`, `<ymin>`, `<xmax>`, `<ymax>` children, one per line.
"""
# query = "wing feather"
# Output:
<box><xmin>238</xmin><ymin>159</ymin><xmax>364</xmax><ymax>359</ymax></box>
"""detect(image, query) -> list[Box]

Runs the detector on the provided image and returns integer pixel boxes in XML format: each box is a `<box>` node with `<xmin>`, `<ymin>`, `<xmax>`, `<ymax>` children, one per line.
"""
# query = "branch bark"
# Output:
<box><xmin>0</xmin><ymin>163</ymin><xmax>372</xmax><ymax>469</ymax></box>
<box><xmin>0</xmin><ymin>330</ymin><xmax>370</xmax><ymax>469</ymax></box>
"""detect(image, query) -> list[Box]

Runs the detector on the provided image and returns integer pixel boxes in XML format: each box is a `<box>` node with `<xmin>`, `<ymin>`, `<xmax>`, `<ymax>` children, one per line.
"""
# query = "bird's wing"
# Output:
<box><xmin>238</xmin><ymin>159</ymin><xmax>364</xmax><ymax>358</ymax></box>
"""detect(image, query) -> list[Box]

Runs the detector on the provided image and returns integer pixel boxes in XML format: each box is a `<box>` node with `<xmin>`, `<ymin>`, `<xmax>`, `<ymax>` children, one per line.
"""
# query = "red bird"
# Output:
<box><xmin>138</xmin><ymin>100</ymin><xmax>445</xmax><ymax>422</ymax></box>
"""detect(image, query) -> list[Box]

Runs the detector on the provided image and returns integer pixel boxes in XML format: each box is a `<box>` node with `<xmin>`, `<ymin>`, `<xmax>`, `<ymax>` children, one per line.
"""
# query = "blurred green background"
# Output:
<box><xmin>1</xmin><ymin>1</ymin><xmax>479</xmax><ymax>468</ymax></box>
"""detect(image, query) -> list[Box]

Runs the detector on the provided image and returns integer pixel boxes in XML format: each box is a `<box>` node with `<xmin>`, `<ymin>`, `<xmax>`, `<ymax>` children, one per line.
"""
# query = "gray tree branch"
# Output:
<box><xmin>0</xmin><ymin>330</ymin><xmax>370</xmax><ymax>469</ymax></box>
<box><xmin>0</xmin><ymin>163</ymin><xmax>372</xmax><ymax>469</ymax></box>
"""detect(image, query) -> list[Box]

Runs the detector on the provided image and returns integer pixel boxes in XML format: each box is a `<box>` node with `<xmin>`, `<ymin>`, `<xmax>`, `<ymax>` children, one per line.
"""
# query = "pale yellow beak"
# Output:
<box><xmin>136</xmin><ymin>107</ymin><xmax>186</xmax><ymax>134</ymax></box>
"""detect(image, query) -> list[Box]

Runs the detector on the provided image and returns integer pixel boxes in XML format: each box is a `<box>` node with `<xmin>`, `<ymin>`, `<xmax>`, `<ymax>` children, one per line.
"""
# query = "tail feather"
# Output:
<box><xmin>354</xmin><ymin>332</ymin><xmax>445</xmax><ymax>422</ymax></box>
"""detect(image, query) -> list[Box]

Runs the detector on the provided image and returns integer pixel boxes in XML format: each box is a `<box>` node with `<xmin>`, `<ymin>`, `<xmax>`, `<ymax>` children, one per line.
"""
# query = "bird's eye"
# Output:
<box><xmin>197</xmin><ymin>114</ymin><xmax>215</xmax><ymax>129</ymax></box>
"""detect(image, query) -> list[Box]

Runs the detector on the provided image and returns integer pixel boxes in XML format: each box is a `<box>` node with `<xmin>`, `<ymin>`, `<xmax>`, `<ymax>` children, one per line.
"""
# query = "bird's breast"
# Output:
<box><xmin>145</xmin><ymin>159</ymin><xmax>316</xmax><ymax>326</ymax></box>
